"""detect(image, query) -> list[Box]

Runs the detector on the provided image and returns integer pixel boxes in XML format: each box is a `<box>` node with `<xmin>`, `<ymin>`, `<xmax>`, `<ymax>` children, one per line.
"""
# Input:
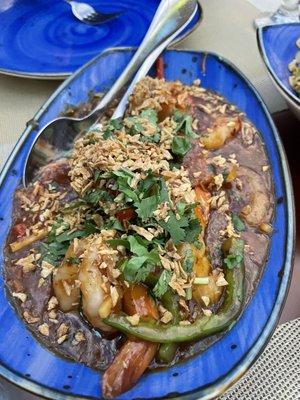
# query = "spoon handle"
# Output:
<box><xmin>93</xmin><ymin>0</ymin><xmax>197</xmax><ymax>113</ymax></box>
<box><xmin>112</xmin><ymin>5</ymin><xmax>197</xmax><ymax>119</ymax></box>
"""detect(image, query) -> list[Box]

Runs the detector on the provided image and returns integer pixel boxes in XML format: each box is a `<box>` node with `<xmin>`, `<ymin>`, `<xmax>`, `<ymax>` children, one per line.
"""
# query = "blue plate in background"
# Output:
<box><xmin>0</xmin><ymin>48</ymin><xmax>295</xmax><ymax>399</ymax></box>
<box><xmin>0</xmin><ymin>0</ymin><xmax>202</xmax><ymax>79</ymax></box>
<box><xmin>257</xmin><ymin>23</ymin><xmax>300</xmax><ymax>107</ymax></box>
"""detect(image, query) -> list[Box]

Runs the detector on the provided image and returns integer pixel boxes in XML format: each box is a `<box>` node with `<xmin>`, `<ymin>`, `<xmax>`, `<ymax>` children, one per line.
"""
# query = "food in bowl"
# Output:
<box><xmin>288</xmin><ymin>37</ymin><xmax>300</xmax><ymax>96</ymax></box>
<box><xmin>5</xmin><ymin>77</ymin><xmax>274</xmax><ymax>398</ymax></box>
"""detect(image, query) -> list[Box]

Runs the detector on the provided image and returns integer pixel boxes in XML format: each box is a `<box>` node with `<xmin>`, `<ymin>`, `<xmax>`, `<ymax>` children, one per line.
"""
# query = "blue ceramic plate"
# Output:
<box><xmin>0</xmin><ymin>49</ymin><xmax>294</xmax><ymax>399</ymax></box>
<box><xmin>0</xmin><ymin>0</ymin><xmax>202</xmax><ymax>79</ymax></box>
<box><xmin>257</xmin><ymin>23</ymin><xmax>300</xmax><ymax>106</ymax></box>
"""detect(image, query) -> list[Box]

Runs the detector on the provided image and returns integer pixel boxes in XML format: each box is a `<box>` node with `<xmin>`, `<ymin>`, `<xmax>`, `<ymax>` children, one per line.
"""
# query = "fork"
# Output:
<box><xmin>65</xmin><ymin>0</ymin><xmax>122</xmax><ymax>25</ymax></box>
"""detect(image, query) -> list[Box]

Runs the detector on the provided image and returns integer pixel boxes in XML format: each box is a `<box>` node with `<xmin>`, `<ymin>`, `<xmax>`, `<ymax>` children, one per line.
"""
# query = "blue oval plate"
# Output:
<box><xmin>0</xmin><ymin>0</ymin><xmax>202</xmax><ymax>79</ymax></box>
<box><xmin>0</xmin><ymin>49</ymin><xmax>295</xmax><ymax>399</ymax></box>
<box><xmin>257</xmin><ymin>23</ymin><xmax>300</xmax><ymax>106</ymax></box>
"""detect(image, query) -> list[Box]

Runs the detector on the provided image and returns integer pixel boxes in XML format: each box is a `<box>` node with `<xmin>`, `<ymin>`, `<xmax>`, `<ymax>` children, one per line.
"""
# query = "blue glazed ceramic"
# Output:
<box><xmin>257</xmin><ymin>23</ymin><xmax>300</xmax><ymax>107</ymax></box>
<box><xmin>0</xmin><ymin>49</ymin><xmax>294</xmax><ymax>399</ymax></box>
<box><xmin>0</xmin><ymin>0</ymin><xmax>201</xmax><ymax>79</ymax></box>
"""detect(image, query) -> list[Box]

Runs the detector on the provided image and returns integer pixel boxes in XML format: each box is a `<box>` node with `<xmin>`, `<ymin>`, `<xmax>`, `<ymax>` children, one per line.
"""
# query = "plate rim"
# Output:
<box><xmin>0</xmin><ymin>1</ymin><xmax>203</xmax><ymax>80</ymax></box>
<box><xmin>257</xmin><ymin>22</ymin><xmax>300</xmax><ymax>107</ymax></box>
<box><xmin>0</xmin><ymin>47</ymin><xmax>295</xmax><ymax>400</ymax></box>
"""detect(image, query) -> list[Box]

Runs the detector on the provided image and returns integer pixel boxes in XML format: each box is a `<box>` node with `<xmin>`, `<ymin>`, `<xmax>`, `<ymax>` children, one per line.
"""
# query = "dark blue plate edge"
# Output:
<box><xmin>257</xmin><ymin>23</ymin><xmax>300</xmax><ymax>107</ymax></box>
<box><xmin>0</xmin><ymin>1</ymin><xmax>203</xmax><ymax>80</ymax></box>
<box><xmin>0</xmin><ymin>47</ymin><xmax>295</xmax><ymax>400</ymax></box>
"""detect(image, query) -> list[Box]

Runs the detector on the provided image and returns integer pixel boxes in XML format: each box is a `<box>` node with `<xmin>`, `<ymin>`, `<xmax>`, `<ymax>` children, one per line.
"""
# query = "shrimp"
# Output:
<box><xmin>102</xmin><ymin>339</ymin><xmax>157</xmax><ymax>399</ymax></box>
<box><xmin>78</xmin><ymin>245</ymin><xmax>113</xmax><ymax>332</ymax></box>
<box><xmin>53</xmin><ymin>241</ymin><xmax>83</xmax><ymax>312</ymax></box>
<box><xmin>191</xmin><ymin>185</ymin><xmax>223</xmax><ymax>305</ymax></box>
<box><xmin>200</xmin><ymin>116</ymin><xmax>241</xmax><ymax>150</ymax></box>
<box><xmin>238</xmin><ymin>166</ymin><xmax>270</xmax><ymax>226</ymax></box>
<box><xmin>102</xmin><ymin>284</ymin><xmax>158</xmax><ymax>398</ymax></box>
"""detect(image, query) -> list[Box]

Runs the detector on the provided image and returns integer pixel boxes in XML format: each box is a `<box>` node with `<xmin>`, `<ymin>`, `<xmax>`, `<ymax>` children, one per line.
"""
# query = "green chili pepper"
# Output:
<box><xmin>161</xmin><ymin>290</ymin><xmax>181</xmax><ymax>322</ymax></box>
<box><xmin>104</xmin><ymin>261</ymin><xmax>245</xmax><ymax>343</ymax></box>
<box><xmin>158</xmin><ymin>290</ymin><xmax>180</xmax><ymax>363</ymax></box>
<box><xmin>158</xmin><ymin>342</ymin><xmax>177</xmax><ymax>363</ymax></box>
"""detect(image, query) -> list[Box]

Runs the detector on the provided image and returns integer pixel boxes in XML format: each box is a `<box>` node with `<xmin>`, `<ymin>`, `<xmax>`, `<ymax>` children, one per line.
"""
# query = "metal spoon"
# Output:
<box><xmin>23</xmin><ymin>0</ymin><xmax>197</xmax><ymax>186</ymax></box>
<box><xmin>65</xmin><ymin>0</ymin><xmax>122</xmax><ymax>25</ymax></box>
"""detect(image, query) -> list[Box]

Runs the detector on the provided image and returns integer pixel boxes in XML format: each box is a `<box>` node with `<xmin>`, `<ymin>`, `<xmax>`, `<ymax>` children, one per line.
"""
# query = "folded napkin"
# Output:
<box><xmin>246</xmin><ymin>0</ymin><xmax>282</xmax><ymax>12</ymax></box>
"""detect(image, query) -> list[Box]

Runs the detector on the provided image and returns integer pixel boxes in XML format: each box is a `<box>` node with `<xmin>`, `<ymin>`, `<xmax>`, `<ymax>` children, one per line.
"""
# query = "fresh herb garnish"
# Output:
<box><xmin>185</xmin><ymin>216</ymin><xmax>202</xmax><ymax>243</ymax></box>
<box><xmin>171</xmin><ymin>136</ymin><xmax>191</xmax><ymax>156</ymax></box>
<box><xmin>103</xmin><ymin>118</ymin><xmax>123</xmax><ymax>139</ymax></box>
<box><xmin>182</xmin><ymin>248</ymin><xmax>194</xmax><ymax>273</ymax></box>
<box><xmin>126</xmin><ymin>117</ymin><xmax>144</xmax><ymax>135</ymax></box>
<box><xmin>173</xmin><ymin>109</ymin><xmax>198</xmax><ymax>139</ymax></box>
<box><xmin>140</xmin><ymin>109</ymin><xmax>158</xmax><ymax>124</ymax></box>
<box><xmin>105</xmin><ymin>217</ymin><xmax>125</xmax><ymax>231</ymax></box>
<box><xmin>116</xmin><ymin>235</ymin><xmax>161</xmax><ymax>283</ymax></box>
<box><xmin>159</xmin><ymin>212</ymin><xmax>189</xmax><ymax>244</ymax></box>
<box><xmin>224</xmin><ymin>239</ymin><xmax>244</xmax><ymax>269</ymax></box>
<box><xmin>84</xmin><ymin>188</ymin><xmax>112</xmax><ymax>205</ymax></box>
<box><xmin>153</xmin><ymin>270</ymin><xmax>172</xmax><ymax>298</ymax></box>
<box><xmin>159</xmin><ymin>210</ymin><xmax>201</xmax><ymax>245</ymax></box>
<box><xmin>231</xmin><ymin>213</ymin><xmax>246</xmax><ymax>232</ymax></box>
<box><xmin>40</xmin><ymin>221</ymin><xmax>89</xmax><ymax>266</ymax></box>
<box><xmin>136</xmin><ymin>195</ymin><xmax>159</xmax><ymax>221</ymax></box>
<box><xmin>67</xmin><ymin>257</ymin><xmax>81</xmax><ymax>265</ymax></box>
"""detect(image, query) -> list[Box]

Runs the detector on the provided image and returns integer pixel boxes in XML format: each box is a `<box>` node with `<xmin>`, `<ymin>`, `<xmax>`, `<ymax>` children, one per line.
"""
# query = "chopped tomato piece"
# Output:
<box><xmin>123</xmin><ymin>284</ymin><xmax>159</xmax><ymax>321</ymax></box>
<box><xmin>12</xmin><ymin>223</ymin><xmax>26</xmax><ymax>239</ymax></box>
<box><xmin>115</xmin><ymin>207</ymin><xmax>136</xmax><ymax>222</ymax></box>
<box><xmin>156</xmin><ymin>57</ymin><xmax>164</xmax><ymax>79</ymax></box>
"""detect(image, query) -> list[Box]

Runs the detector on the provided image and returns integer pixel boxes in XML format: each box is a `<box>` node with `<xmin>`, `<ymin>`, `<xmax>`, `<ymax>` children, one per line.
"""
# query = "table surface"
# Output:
<box><xmin>0</xmin><ymin>0</ymin><xmax>299</xmax><ymax>398</ymax></box>
<box><xmin>273</xmin><ymin>110</ymin><xmax>300</xmax><ymax>324</ymax></box>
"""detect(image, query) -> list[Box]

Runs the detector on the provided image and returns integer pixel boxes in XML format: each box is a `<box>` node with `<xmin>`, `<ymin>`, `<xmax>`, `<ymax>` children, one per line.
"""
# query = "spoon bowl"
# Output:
<box><xmin>23</xmin><ymin>0</ymin><xmax>198</xmax><ymax>186</ymax></box>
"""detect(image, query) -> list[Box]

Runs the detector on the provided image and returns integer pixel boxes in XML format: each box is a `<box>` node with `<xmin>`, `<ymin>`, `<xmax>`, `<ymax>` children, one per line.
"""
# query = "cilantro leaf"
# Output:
<box><xmin>67</xmin><ymin>257</ymin><xmax>81</xmax><ymax>265</ymax></box>
<box><xmin>112</xmin><ymin>168</ymin><xmax>135</xmax><ymax>179</ymax></box>
<box><xmin>123</xmin><ymin>256</ymin><xmax>156</xmax><ymax>282</ymax></box>
<box><xmin>142</xmin><ymin>133</ymin><xmax>161</xmax><ymax>144</ymax></box>
<box><xmin>103</xmin><ymin>118</ymin><xmax>123</xmax><ymax>139</ymax></box>
<box><xmin>136</xmin><ymin>195</ymin><xmax>159</xmax><ymax>221</ymax></box>
<box><xmin>84</xmin><ymin>189</ymin><xmax>111</xmax><ymax>205</ymax></box>
<box><xmin>153</xmin><ymin>270</ymin><xmax>172</xmax><ymax>299</ymax></box>
<box><xmin>137</xmin><ymin>172</ymin><xmax>156</xmax><ymax>196</ymax></box>
<box><xmin>171</xmin><ymin>136</ymin><xmax>191</xmax><ymax>156</ymax></box>
<box><xmin>224</xmin><ymin>239</ymin><xmax>244</xmax><ymax>269</ymax></box>
<box><xmin>55</xmin><ymin>230</ymin><xmax>86</xmax><ymax>243</ymax></box>
<box><xmin>107</xmin><ymin>238</ymin><xmax>130</xmax><ymax>249</ymax></box>
<box><xmin>185</xmin><ymin>217</ymin><xmax>202</xmax><ymax>243</ymax></box>
<box><xmin>176</xmin><ymin>202</ymin><xmax>186</xmax><ymax>216</ymax></box>
<box><xmin>105</xmin><ymin>218</ymin><xmax>125</xmax><ymax>231</ymax></box>
<box><xmin>115</xmin><ymin>235</ymin><xmax>160</xmax><ymax>283</ymax></box>
<box><xmin>123</xmin><ymin>256</ymin><xmax>148</xmax><ymax>281</ymax></box>
<box><xmin>140</xmin><ymin>109</ymin><xmax>158</xmax><ymax>124</ymax></box>
<box><xmin>40</xmin><ymin>220</ymin><xmax>93</xmax><ymax>266</ymax></box>
<box><xmin>113</xmin><ymin>170</ymin><xmax>140</xmax><ymax>204</ymax></box>
<box><xmin>159</xmin><ymin>178</ymin><xmax>169</xmax><ymax>203</ymax></box>
<box><xmin>159</xmin><ymin>212</ymin><xmax>189</xmax><ymax>244</ymax></box>
<box><xmin>232</xmin><ymin>213</ymin><xmax>246</xmax><ymax>232</ymax></box>
<box><xmin>173</xmin><ymin>109</ymin><xmax>198</xmax><ymax>139</ymax></box>
<box><xmin>126</xmin><ymin>116</ymin><xmax>144</xmax><ymax>135</ymax></box>
<box><xmin>134</xmin><ymin>262</ymin><xmax>156</xmax><ymax>283</ymax></box>
<box><xmin>127</xmin><ymin>235</ymin><xmax>148</xmax><ymax>256</ymax></box>
<box><xmin>182</xmin><ymin>248</ymin><xmax>194</xmax><ymax>273</ymax></box>
<box><xmin>146</xmin><ymin>248</ymin><xmax>160</xmax><ymax>265</ymax></box>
